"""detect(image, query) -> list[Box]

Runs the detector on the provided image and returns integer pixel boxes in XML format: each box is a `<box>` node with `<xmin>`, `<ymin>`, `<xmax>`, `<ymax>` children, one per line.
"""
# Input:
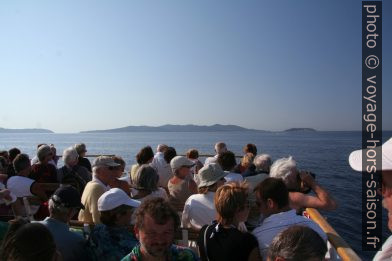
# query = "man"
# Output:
<box><xmin>269</xmin><ymin>156</ymin><xmax>337</xmax><ymax>211</ymax></box>
<box><xmin>252</xmin><ymin>177</ymin><xmax>327</xmax><ymax>260</ymax></box>
<box><xmin>349</xmin><ymin>137</ymin><xmax>392</xmax><ymax>260</ymax></box>
<box><xmin>267</xmin><ymin>225</ymin><xmax>327</xmax><ymax>261</ymax></box>
<box><xmin>78</xmin><ymin>156</ymin><xmax>119</xmax><ymax>224</ymax></box>
<box><xmin>121</xmin><ymin>197</ymin><xmax>198</xmax><ymax>261</ymax></box>
<box><xmin>150</xmin><ymin>144</ymin><xmax>171</xmax><ymax>188</ymax></box>
<box><xmin>36</xmin><ymin>185</ymin><xmax>89</xmax><ymax>261</ymax></box>
<box><xmin>217</xmin><ymin>151</ymin><xmax>243</xmax><ymax>183</ymax></box>
<box><xmin>204</xmin><ymin>142</ymin><xmax>227</xmax><ymax>166</ymax></box>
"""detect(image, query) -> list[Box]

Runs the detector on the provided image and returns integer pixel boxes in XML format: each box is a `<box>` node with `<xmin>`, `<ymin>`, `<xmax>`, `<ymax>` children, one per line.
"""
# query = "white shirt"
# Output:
<box><xmin>6</xmin><ymin>176</ymin><xmax>35</xmax><ymax>197</ymax></box>
<box><xmin>252</xmin><ymin>209</ymin><xmax>327</xmax><ymax>259</ymax></box>
<box><xmin>374</xmin><ymin>235</ymin><xmax>392</xmax><ymax>260</ymax></box>
<box><xmin>182</xmin><ymin>191</ymin><xmax>216</xmax><ymax>230</ymax></box>
<box><xmin>151</xmin><ymin>152</ymin><xmax>173</xmax><ymax>188</ymax></box>
<box><xmin>204</xmin><ymin>155</ymin><xmax>218</xmax><ymax>166</ymax></box>
<box><xmin>224</xmin><ymin>171</ymin><xmax>244</xmax><ymax>183</ymax></box>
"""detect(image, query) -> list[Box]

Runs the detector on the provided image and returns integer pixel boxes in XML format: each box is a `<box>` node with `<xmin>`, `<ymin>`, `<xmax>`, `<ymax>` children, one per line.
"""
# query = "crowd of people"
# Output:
<box><xmin>0</xmin><ymin>139</ymin><xmax>368</xmax><ymax>260</ymax></box>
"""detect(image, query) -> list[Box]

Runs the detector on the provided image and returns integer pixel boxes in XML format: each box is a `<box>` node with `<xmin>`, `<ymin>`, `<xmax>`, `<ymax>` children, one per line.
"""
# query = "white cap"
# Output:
<box><xmin>98</xmin><ymin>188</ymin><xmax>140</xmax><ymax>211</ymax></box>
<box><xmin>170</xmin><ymin>156</ymin><xmax>195</xmax><ymax>171</ymax></box>
<box><xmin>349</xmin><ymin>137</ymin><xmax>392</xmax><ymax>172</ymax></box>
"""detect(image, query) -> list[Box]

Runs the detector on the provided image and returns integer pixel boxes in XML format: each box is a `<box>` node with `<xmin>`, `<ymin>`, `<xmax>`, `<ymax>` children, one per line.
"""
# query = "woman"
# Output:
<box><xmin>198</xmin><ymin>182</ymin><xmax>261</xmax><ymax>261</ymax></box>
<box><xmin>90</xmin><ymin>188</ymin><xmax>140</xmax><ymax>261</ymax></box>
<box><xmin>129</xmin><ymin>146</ymin><xmax>154</xmax><ymax>184</ymax></box>
<box><xmin>109</xmin><ymin>156</ymin><xmax>131</xmax><ymax>195</ymax></box>
<box><xmin>131</xmin><ymin>164</ymin><xmax>167</xmax><ymax>203</ymax></box>
<box><xmin>186</xmin><ymin>148</ymin><xmax>204</xmax><ymax>184</ymax></box>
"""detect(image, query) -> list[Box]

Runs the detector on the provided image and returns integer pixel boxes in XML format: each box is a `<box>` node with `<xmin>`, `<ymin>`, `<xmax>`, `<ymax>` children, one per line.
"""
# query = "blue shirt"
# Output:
<box><xmin>36</xmin><ymin>217</ymin><xmax>88</xmax><ymax>261</ymax></box>
<box><xmin>90</xmin><ymin>224</ymin><xmax>139</xmax><ymax>261</ymax></box>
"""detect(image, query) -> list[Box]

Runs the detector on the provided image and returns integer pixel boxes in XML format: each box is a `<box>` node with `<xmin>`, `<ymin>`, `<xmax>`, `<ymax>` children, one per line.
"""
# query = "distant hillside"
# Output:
<box><xmin>81</xmin><ymin>124</ymin><xmax>265</xmax><ymax>133</ymax></box>
<box><xmin>284</xmin><ymin>128</ymin><xmax>317</xmax><ymax>132</ymax></box>
<box><xmin>0</xmin><ymin>128</ymin><xmax>54</xmax><ymax>133</ymax></box>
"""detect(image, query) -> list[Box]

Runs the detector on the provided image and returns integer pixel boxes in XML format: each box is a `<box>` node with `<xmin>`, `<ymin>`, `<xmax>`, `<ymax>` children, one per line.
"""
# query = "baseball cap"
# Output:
<box><xmin>170</xmin><ymin>156</ymin><xmax>195</xmax><ymax>171</ymax></box>
<box><xmin>349</xmin><ymin>137</ymin><xmax>392</xmax><ymax>172</ymax></box>
<box><xmin>51</xmin><ymin>185</ymin><xmax>84</xmax><ymax>209</ymax></box>
<box><xmin>98</xmin><ymin>188</ymin><xmax>140</xmax><ymax>211</ymax></box>
<box><xmin>92</xmin><ymin>156</ymin><xmax>121</xmax><ymax>168</ymax></box>
<box><xmin>198</xmin><ymin>163</ymin><xmax>227</xmax><ymax>188</ymax></box>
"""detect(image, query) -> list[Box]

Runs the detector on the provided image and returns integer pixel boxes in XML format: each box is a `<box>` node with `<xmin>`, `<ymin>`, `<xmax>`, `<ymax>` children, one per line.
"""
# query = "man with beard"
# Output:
<box><xmin>349</xmin><ymin>137</ymin><xmax>392</xmax><ymax>260</ymax></box>
<box><xmin>121</xmin><ymin>197</ymin><xmax>198</xmax><ymax>261</ymax></box>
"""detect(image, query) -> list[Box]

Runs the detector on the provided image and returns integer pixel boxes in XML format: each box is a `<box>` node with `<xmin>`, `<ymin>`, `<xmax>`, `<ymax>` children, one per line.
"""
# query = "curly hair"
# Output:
<box><xmin>135</xmin><ymin>197</ymin><xmax>180</xmax><ymax>231</ymax></box>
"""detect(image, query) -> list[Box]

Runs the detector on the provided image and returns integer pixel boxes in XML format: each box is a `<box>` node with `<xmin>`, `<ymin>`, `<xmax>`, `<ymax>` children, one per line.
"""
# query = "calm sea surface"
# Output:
<box><xmin>1</xmin><ymin>130</ymin><xmax>392</xmax><ymax>260</ymax></box>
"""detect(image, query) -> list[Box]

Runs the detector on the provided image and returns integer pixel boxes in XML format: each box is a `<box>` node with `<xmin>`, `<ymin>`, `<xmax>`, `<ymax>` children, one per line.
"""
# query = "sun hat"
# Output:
<box><xmin>98</xmin><ymin>188</ymin><xmax>140</xmax><ymax>211</ymax></box>
<box><xmin>349</xmin><ymin>137</ymin><xmax>392</xmax><ymax>172</ymax></box>
<box><xmin>92</xmin><ymin>156</ymin><xmax>120</xmax><ymax>168</ymax></box>
<box><xmin>51</xmin><ymin>185</ymin><xmax>84</xmax><ymax>209</ymax></box>
<box><xmin>170</xmin><ymin>156</ymin><xmax>195</xmax><ymax>171</ymax></box>
<box><xmin>74</xmin><ymin>143</ymin><xmax>87</xmax><ymax>154</ymax></box>
<box><xmin>198</xmin><ymin>163</ymin><xmax>227</xmax><ymax>188</ymax></box>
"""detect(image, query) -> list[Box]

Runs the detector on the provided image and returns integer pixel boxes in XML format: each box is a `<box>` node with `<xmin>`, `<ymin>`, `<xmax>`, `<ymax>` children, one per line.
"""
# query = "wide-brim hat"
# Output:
<box><xmin>349</xmin><ymin>137</ymin><xmax>392</xmax><ymax>172</ymax></box>
<box><xmin>198</xmin><ymin>163</ymin><xmax>227</xmax><ymax>188</ymax></box>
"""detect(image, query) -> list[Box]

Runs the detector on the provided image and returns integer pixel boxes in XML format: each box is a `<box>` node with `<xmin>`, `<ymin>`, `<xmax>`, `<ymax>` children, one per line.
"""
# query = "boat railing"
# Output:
<box><xmin>306</xmin><ymin>208</ymin><xmax>361</xmax><ymax>261</ymax></box>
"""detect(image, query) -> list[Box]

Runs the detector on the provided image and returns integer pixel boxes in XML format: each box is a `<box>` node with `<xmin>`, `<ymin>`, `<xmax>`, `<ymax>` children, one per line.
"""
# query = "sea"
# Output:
<box><xmin>1</xmin><ymin>130</ymin><xmax>392</xmax><ymax>260</ymax></box>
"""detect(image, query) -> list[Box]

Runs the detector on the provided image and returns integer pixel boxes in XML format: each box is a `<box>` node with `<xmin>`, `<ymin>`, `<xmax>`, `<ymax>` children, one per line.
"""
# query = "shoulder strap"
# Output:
<box><xmin>203</xmin><ymin>225</ymin><xmax>211</xmax><ymax>261</ymax></box>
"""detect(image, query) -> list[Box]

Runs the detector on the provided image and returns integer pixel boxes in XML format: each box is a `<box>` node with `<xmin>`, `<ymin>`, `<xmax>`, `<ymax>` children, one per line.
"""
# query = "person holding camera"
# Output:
<box><xmin>269</xmin><ymin>156</ymin><xmax>337</xmax><ymax>211</ymax></box>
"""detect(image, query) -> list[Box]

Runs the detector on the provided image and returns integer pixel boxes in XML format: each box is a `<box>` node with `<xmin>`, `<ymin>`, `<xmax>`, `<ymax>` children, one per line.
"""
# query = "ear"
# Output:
<box><xmin>134</xmin><ymin>226</ymin><xmax>140</xmax><ymax>240</ymax></box>
<box><xmin>267</xmin><ymin>198</ymin><xmax>275</xmax><ymax>209</ymax></box>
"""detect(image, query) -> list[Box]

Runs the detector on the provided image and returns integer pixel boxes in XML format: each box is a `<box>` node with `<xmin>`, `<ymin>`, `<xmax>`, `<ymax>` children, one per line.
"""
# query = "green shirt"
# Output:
<box><xmin>121</xmin><ymin>244</ymin><xmax>199</xmax><ymax>261</ymax></box>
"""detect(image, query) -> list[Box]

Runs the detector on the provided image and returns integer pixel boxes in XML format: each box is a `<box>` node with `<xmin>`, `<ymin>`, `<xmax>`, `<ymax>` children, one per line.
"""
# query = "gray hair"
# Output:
<box><xmin>156</xmin><ymin>144</ymin><xmax>168</xmax><ymax>153</ymax></box>
<box><xmin>133</xmin><ymin>164</ymin><xmax>158</xmax><ymax>192</ymax></box>
<box><xmin>269</xmin><ymin>156</ymin><xmax>296</xmax><ymax>182</ymax></box>
<box><xmin>214</xmin><ymin>142</ymin><xmax>227</xmax><ymax>154</ymax></box>
<box><xmin>62</xmin><ymin>147</ymin><xmax>79</xmax><ymax>166</ymax></box>
<box><xmin>254</xmin><ymin>154</ymin><xmax>272</xmax><ymax>172</ymax></box>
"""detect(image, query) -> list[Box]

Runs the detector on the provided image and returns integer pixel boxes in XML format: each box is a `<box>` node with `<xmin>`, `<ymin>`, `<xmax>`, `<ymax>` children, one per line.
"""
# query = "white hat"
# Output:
<box><xmin>170</xmin><ymin>156</ymin><xmax>195</xmax><ymax>171</ymax></box>
<box><xmin>98</xmin><ymin>188</ymin><xmax>140</xmax><ymax>211</ymax></box>
<box><xmin>198</xmin><ymin>163</ymin><xmax>227</xmax><ymax>188</ymax></box>
<box><xmin>349</xmin><ymin>137</ymin><xmax>392</xmax><ymax>172</ymax></box>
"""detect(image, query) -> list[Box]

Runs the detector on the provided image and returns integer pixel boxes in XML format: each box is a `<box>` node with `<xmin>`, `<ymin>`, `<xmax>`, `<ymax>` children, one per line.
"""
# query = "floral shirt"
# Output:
<box><xmin>90</xmin><ymin>224</ymin><xmax>138</xmax><ymax>261</ymax></box>
<box><xmin>121</xmin><ymin>244</ymin><xmax>199</xmax><ymax>261</ymax></box>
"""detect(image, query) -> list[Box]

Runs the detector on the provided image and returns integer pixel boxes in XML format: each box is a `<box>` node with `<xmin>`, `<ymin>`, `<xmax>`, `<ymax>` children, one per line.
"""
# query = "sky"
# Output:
<box><xmin>0</xmin><ymin>0</ymin><xmax>391</xmax><ymax>133</ymax></box>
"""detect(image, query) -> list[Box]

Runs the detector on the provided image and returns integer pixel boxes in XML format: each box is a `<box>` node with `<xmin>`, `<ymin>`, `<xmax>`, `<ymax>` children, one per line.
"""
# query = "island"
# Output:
<box><xmin>284</xmin><ymin>128</ymin><xmax>317</xmax><ymax>132</ymax></box>
<box><xmin>81</xmin><ymin>124</ymin><xmax>265</xmax><ymax>133</ymax></box>
<box><xmin>0</xmin><ymin>128</ymin><xmax>54</xmax><ymax>133</ymax></box>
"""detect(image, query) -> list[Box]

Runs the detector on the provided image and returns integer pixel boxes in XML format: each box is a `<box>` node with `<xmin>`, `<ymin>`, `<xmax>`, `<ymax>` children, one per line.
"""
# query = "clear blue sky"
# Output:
<box><xmin>0</xmin><ymin>0</ymin><xmax>391</xmax><ymax>133</ymax></box>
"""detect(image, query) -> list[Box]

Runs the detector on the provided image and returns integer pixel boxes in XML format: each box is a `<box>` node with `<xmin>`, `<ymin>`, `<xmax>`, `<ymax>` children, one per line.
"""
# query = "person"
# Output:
<box><xmin>108</xmin><ymin>156</ymin><xmax>131</xmax><ymax>195</ymax></box>
<box><xmin>78</xmin><ymin>156</ymin><xmax>119</xmax><ymax>224</ymax></box>
<box><xmin>243</xmin><ymin>144</ymin><xmax>258</xmax><ymax>156</ymax></box>
<box><xmin>121</xmin><ymin>197</ymin><xmax>198</xmax><ymax>261</ymax></box>
<box><xmin>74</xmin><ymin>143</ymin><xmax>92</xmax><ymax>172</ymax></box>
<box><xmin>269</xmin><ymin>156</ymin><xmax>337</xmax><ymax>211</ymax></box>
<box><xmin>49</xmin><ymin>144</ymin><xmax>59</xmax><ymax>168</ymax></box>
<box><xmin>167</xmin><ymin>156</ymin><xmax>197</xmax><ymax>208</ymax></box>
<box><xmin>1</xmin><ymin>218</ymin><xmax>61</xmax><ymax>260</ymax></box>
<box><xmin>348</xmin><ymin>137</ymin><xmax>392</xmax><ymax>260</ymax></box>
<box><xmin>234</xmin><ymin>153</ymin><xmax>255</xmax><ymax>174</ymax></box>
<box><xmin>7</xmin><ymin>153</ymin><xmax>48</xmax><ymax>201</ymax></box>
<box><xmin>267</xmin><ymin>225</ymin><xmax>327</xmax><ymax>261</ymax></box>
<box><xmin>36</xmin><ymin>185</ymin><xmax>89</xmax><ymax>261</ymax></box>
<box><xmin>205</xmin><ymin>142</ymin><xmax>227</xmax><ymax>166</ymax></box>
<box><xmin>131</xmin><ymin>164</ymin><xmax>167</xmax><ymax>203</ymax></box>
<box><xmin>151</xmin><ymin>144</ymin><xmax>171</xmax><ymax>188</ymax></box>
<box><xmin>129</xmin><ymin>146</ymin><xmax>154</xmax><ymax>184</ymax></box>
<box><xmin>253</xmin><ymin>154</ymin><xmax>272</xmax><ymax>174</ymax></box>
<box><xmin>57</xmin><ymin>147</ymin><xmax>91</xmax><ymax>196</ymax></box>
<box><xmin>186</xmin><ymin>149</ymin><xmax>204</xmax><ymax>184</ymax></box>
<box><xmin>90</xmin><ymin>188</ymin><xmax>140</xmax><ymax>261</ymax></box>
<box><xmin>182</xmin><ymin>163</ymin><xmax>226</xmax><ymax>230</ymax></box>
<box><xmin>252</xmin><ymin>177</ymin><xmax>327</xmax><ymax>260</ymax></box>
<box><xmin>197</xmin><ymin>182</ymin><xmax>261</xmax><ymax>261</ymax></box>
<box><xmin>29</xmin><ymin>144</ymin><xmax>58</xmax><ymax>183</ymax></box>
<box><xmin>6</xmin><ymin>147</ymin><xmax>20</xmax><ymax>177</ymax></box>
<box><xmin>217</xmin><ymin>151</ymin><xmax>243</xmax><ymax>183</ymax></box>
